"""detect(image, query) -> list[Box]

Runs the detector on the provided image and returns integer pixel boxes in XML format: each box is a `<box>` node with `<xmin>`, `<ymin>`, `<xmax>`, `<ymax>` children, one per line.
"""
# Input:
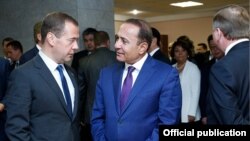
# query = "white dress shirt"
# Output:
<box><xmin>39</xmin><ymin>51</ymin><xmax>75</xmax><ymax>110</ymax></box>
<box><xmin>122</xmin><ymin>53</ymin><xmax>148</xmax><ymax>88</ymax></box>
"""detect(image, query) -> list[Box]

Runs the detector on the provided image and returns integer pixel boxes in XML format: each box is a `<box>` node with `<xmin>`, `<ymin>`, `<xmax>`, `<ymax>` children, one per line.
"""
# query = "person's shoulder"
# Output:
<box><xmin>0</xmin><ymin>58</ymin><xmax>9</xmax><ymax>72</ymax></box>
<box><xmin>94</xmin><ymin>48</ymin><xmax>115</xmax><ymax>54</ymax></box>
<box><xmin>74</xmin><ymin>50</ymin><xmax>89</xmax><ymax>56</ymax></box>
<box><xmin>19</xmin><ymin>55</ymin><xmax>43</xmax><ymax>70</ymax></box>
<box><xmin>86</xmin><ymin>49</ymin><xmax>114</xmax><ymax>62</ymax></box>
<box><xmin>101</xmin><ymin>61</ymin><xmax>120</xmax><ymax>71</ymax></box>
<box><xmin>148</xmin><ymin>58</ymin><xmax>178</xmax><ymax>77</ymax></box>
<box><xmin>0</xmin><ymin>57</ymin><xmax>9</xmax><ymax>64</ymax></box>
<box><xmin>24</xmin><ymin>46</ymin><xmax>38</xmax><ymax>54</ymax></box>
<box><xmin>65</xmin><ymin>63</ymin><xmax>77</xmax><ymax>74</ymax></box>
<box><xmin>151</xmin><ymin>57</ymin><xmax>173</xmax><ymax>70</ymax></box>
<box><xmin>18</xmin><ymin>58</ymin><xmax>36</xmax><ymax>70</ymax></box>
<box><xmin>20</xmin><ymin>46</ymin><xmax>38</xmax><ymax>61</ymax></box>
<box><xmin>9</xmin><ymin>61</ymin><xmax>34</xmax><ymax>78</ymax></box>
<box><xmin>186</xmin><ymin>60</ymin><xmax>198</xmax><ymax>67</ymax></box>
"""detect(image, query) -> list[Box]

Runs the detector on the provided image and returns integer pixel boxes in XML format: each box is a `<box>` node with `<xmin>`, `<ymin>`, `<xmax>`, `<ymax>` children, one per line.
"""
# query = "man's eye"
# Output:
<box><xmin>115</xmin><ymin>35</ymin><xmax>119</xmax><ymax>42</ymax></box>
<box><xmin>122</xmin><ymin>39</ymin><xmax>128</xmax><ymax>44</ymax></box>
<box><xmin>68</xmin><ymin>39</ymin><xmax>76</xmax><ymax>44</ymax></box>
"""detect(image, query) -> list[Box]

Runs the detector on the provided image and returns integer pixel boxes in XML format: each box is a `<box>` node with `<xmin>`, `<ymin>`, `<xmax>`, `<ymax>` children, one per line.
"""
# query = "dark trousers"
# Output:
<box><xmin>0</xmin><ymin>111</ymin><xmax>9</xmax><ymax>141</ymax></box>
<box><xmin>80</xmin><ymin>123</ymin><xmax>92</xmax><ymax>141</ymax></box>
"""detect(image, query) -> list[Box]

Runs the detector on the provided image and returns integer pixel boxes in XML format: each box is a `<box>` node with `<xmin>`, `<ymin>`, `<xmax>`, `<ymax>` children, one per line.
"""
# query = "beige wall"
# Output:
<box><xmin>114</xmin><ymin>21</ymin><xmax>123</xmax><ymax>35</ymax></box>
<box><xmin>115</xmin><ymin>16</ymin><xmax>213</xmax><ymax>50</ymax></box>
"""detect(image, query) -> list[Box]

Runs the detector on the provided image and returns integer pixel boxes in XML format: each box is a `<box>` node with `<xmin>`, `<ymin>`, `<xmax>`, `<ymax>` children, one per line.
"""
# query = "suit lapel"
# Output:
<box><xmin>34</xmin><ymin>56</ymin><xmax>73</xmax><ymax>120</ymax></box>
<box><xmin>65</xmin><ymin>66</ymin><xmax>78</xmax><ymax>120</ymax></box>
<box><xmin>121</xmin><ymin>56</ymin><xmax>156</xmax><ymax>114</ymax></box>
<box><xmin>113</xmin><ymin>63</ymin><xmax>124</xmax><ymax>114</ymax></box>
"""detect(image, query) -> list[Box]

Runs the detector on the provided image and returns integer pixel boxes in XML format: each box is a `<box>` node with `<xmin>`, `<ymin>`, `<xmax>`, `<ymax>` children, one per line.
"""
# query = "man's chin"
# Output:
<box><xmin>116</xmin><ymin>56</ymin><xmax>124</xmax><ymax>62</ymax></box>
<box><xmin>65</xmin><ymin>56</ymin><xmax>73</xmax><ymax>61</ymax></box>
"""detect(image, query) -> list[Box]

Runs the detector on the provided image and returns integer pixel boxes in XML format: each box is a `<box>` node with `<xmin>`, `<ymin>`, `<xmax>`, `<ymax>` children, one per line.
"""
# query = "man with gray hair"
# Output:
<box><xmin>207</xmin><ymin>5</ymin><xmax>249</xmax><ymax>124</ymax></box>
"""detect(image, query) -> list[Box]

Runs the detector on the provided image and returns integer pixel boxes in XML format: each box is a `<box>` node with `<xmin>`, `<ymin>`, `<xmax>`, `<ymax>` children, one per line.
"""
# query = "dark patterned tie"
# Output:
<box><xmin>120</xmin><ymin>66</ymin><xmax>135</xmax><ymax>110</ymax></box>
<box><xmin>57</xmin><ymin>65</ymin><xmax>73</xmax><ymax>118</ymax></box>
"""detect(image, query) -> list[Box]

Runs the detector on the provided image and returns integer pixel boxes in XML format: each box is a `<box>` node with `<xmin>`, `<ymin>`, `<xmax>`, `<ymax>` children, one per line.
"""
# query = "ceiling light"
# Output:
<box><xmin>170</xmin><ymin>1</ymin><xmax>203</xmax><ymax>8</ymax></box>
<box><xmin>129</xmin><ymin>9</ymin><xmax>142</xmax><ymax>15</ymax></box>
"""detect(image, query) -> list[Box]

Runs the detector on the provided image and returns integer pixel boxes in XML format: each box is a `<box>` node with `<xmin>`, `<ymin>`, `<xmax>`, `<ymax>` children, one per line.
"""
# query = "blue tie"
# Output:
<box><xmin>57</xmin><ymin>65</ymin><xmax>73</xmax><ymax>118</ymax></box>
<box><xmin>120</xmin><ymin>66</ymin><xmax>135</xmax><ymax>110</ymax></box>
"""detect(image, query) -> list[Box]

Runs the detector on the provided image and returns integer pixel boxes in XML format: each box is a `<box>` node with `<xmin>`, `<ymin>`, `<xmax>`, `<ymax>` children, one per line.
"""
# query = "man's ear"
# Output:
<box><xmin>152</xmin><ymin>37</ymin><xmax>157</xmax><ymax>45</ymax></box>
<box><xmin>138</xmin><ymin>42</ymin><xmax>148</xmax><ymax>54</ymax></box>
<box><xmin>215</xmin><ymin>28</ymin><xmax>223</xmax><ymax>40</ymax></box>
<box><xmin>37</xmin><ymin>33</ymin><xmax>42</xmax><ymax>42</ymax></box>
<box><xmin>47</xmin><ymin>32</ymin><xmax>55</xmax><ymax>46</ymax></box>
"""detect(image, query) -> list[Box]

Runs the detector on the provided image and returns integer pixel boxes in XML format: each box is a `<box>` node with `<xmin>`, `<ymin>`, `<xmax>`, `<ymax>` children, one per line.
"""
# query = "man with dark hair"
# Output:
<box><xmin>148</xmin><ymin>27</ymin><xmax>170</xmax><ymax>64</ymax></box>
<box><xmin>0</xmin><ymin>57</ymin><xmax>10</xmax><ymax>141</ymax></box>
<box><xmin>196</xmin><ymin>43</ymin><xmax>208</xmax><ymax>53</ymax></box>
<box><xmin>5</xmin><ymin>12</ymin><xmax>81</xmax><ymax>140</ymax></box>
<box><xmin>19</xmin><ymin>21</ymin><xmax>43</xmax><ymax>65</ymax></box>
<box><xmin>1</xmin><ymin>37</ymin><xmax>14</xmax><ymax>60</ymax></box>
<box><xmin>71</xmin><ymin>27</ymin><xmax>98</xmax><ymax>71</ymax></box>
<box><xmin>199</xmin><ymin>34</ymin><xmax>224</xmax><ymax>124</ymax></box>
<box><xmin>194</xmin><ymin>42</ymin><xmax>210</xmax><ymax>69</ymax></box>
<box><xmin>91</xmin><ymin>19</ymin><xmax>182</xmax><ymax>140</ymax></box>
<box><xmin>78</xmin><ymin>30</ymin><xmax>117</xmax><ymax>141</ymax></box>
<box><xmin>6</xmin><ymin>40</ymin><xmax>23</xmax><ymax>70</ymax></box>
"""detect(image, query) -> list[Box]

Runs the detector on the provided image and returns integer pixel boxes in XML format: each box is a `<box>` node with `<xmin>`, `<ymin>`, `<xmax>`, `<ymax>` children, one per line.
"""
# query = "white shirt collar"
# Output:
<box><xmin>149</xmin><ymin>47</ymin><xmax>160</xmax><ymax>56</ymax></box>
<box><xmin>39</xmin><ymin>50</ymin><xmax>60</xmax><ymax>73</ymax></box>
<box><xmin>225</xmin><ymin>38</ymin><xmax>249</xmax><ymax>55</ymax></box>
<box><xmin>36</xmin><ymin>44</ymin><xmax>42</xmax><ymax>50</ymax></box>
<box><xmin>124</xmin><ymin>53</ymin><xmax>148</xmax><ymax>72</ymax></box>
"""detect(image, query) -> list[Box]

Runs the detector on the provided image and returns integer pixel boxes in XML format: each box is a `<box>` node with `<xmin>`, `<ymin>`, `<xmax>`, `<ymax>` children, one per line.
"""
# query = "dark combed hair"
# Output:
<box><xmin>33</xmin><ymin>21</ymin><xmax>43</xmax><ymax>43</ymax></box>
<box><xmin>197</xmin><ymin>43</ymin><xmax>208</xmax><ymax>50</ymax></box>
<box><xmin>82</xmin><ymin>27</ymin><xmax>98</xmax><ymax>37</ymax></box>
<box><xmin>125</xmin><ymin>18</ymin><xmax>153</xmax><ymax>48</ymax></box>
<box><xmin>94</xmin><ymin>31</ymin><xmax>109</xmax><ymax>46</ymax></box>
<box><xmin>6</xmin><ymin>40</ymin><xmax>23</xmax><ymax>53</ymax></box>
<box><xmin>170</xmin><ymin>40</ymin><xmax>192</xmax><ymax>59</ymax></box>
<box><xmin>2</xmin><ymin>37</ymin><xmax>14</xmax><ymax>46</ymax></box>
<box><xmin>151</xmin><ymin>27</ymin><xmax>161</xmax><ymax>47</ymax></box>
<box><xmin>41</xmin><ymin>12</ymin><xmax>78</xmax><ymax>43</ymax></box>
<box><xmin>207</xmin><ymin>34</ymin><xmax>213</xmax><ymax>44</ymax></box>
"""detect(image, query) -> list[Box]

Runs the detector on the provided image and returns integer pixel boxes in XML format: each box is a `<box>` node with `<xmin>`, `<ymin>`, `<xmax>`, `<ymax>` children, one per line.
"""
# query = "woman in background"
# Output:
<box><xmin>171</xmin><ymin>40</ymin><xmax>201</xmax><ymax>124</ymax></box>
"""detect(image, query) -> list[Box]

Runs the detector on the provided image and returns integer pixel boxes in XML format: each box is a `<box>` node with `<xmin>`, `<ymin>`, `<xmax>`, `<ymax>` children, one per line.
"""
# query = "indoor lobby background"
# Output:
<box><xmin>0</xmin><ymin>0</ymin><xmax>249</xmax><ymax>58</ymax></box>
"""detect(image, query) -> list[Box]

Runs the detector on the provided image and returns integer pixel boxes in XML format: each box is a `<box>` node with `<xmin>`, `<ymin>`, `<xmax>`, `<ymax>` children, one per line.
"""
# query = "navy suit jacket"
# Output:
<box><xmin>78</xmin><ymin>47</ymin><xmax>117</xmax><ymax>124</ymax></box>
<box><xmin>0</xmin><ymin>57</ymin><xmax>10</xmax><ymax>141</ymax></box>
<box><xmin>207</xmin><ymin>41</ymin><xmax>249</xmax><ymax>124</ymax></box>
<box><xmin>152</xmin><ymin>49</ymin><xmax>170</xmax><ymax>64</ymax></box>
<box><xmin>199</xmin><ymin>58</ymin><xmax>216</xmax><ymax>118</ymax></box>
<box><xmin>0</xmin><ymin>57</ymin><xmax>10</xmax><ymax>100</ymax></box>
<box><xmin>5</xmin><ymin>55</ymin><xmax>80</xmax><ymax>141</ymax></box>
<box><xmin>19</xmin><ymin>45</ymin><xmax>39</xmax><ymax>65</ymax></box>
<box><xmin>91</xmin><ymin>55</ymin><xmax>182</xmax><ymax>141</ymax></box>
<box><xmin>71</xmin><ymin>49</ymin><xmax>89</xmax><ymax>71</ymax></box>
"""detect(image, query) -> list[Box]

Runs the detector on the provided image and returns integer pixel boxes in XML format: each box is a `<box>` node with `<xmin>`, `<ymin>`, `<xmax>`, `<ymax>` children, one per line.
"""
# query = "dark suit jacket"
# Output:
<box><xmin>0</xmin><ymin>57</ymin><xmax>10</xmax><ymax>141</ymax></box>
<box><xmin>152</xmin><ymin>49</ymin><xmax>170</xmax><ymax>64</ymax></box>
<box><xmin>0</xmin><ymin>57</ymin><xmax>10</xmax><ymax>100</ymax></box>
<box><xmin>91</xmin><ymin>55</ymin><xmax>182</xmax><ymax>141</ymax></box>
<box><xmin>19</xmin><ymin>45</ymin><xmax>39</xmax><ymax>65</ymax></box>
<box><xmin>207</xmin><ymin>41</ymin><xmax>249</xmax><ymax>124</ymax></box>
<box><xmin>71</xmin><ymin>50</ymin><xmax>89</xmax><ymax>71</ymax></box>
<box><xmin>199</xmin><ymin>58</ymin><xmax>216</xmax><ymax>118</ymax></box>
<box><xmin>78</xmin><ymin>47</ymin><xmax>117</xmax><ymax>124</ymax></box>
<box><xmin>194</xmin><ymin>51</ymin><xmax>210</xmax><ymax>69</ymax></box>
<box><xmin>5</xmin><ymin>55</ymin><xmax>80</xmax><ymax>141</ymax></box>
